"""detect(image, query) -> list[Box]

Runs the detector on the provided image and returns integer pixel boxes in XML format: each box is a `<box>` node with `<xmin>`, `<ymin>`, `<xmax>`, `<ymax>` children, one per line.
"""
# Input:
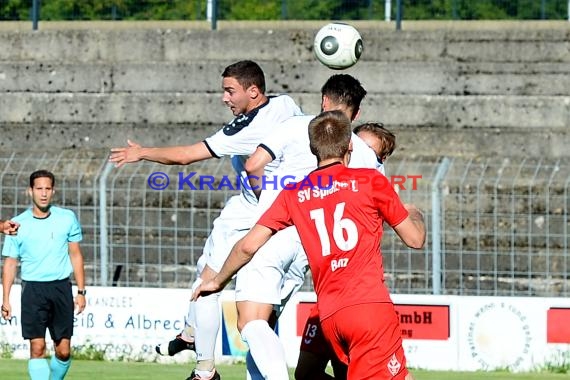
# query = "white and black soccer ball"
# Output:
<box><xmin>313</xmin><ymin>23</ymin><xmax>363</xmax><ymax>70</ymax></box>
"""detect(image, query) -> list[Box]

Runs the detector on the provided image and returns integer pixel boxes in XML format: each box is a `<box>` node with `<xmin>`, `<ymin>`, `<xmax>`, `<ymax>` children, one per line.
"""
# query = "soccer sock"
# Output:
<box><xmin>241</xmin><ymin>319</ymin><xmax>289</xmax><ymax>380</ymax></box>
<box><xmin>181</xmin><ymin>277</ymin><xmax>202</xmax><ymax>342</ymax></box>
<box><xmin>246</xmin><ymin>350</ymin><xmax>265</xmax><ymax>380</ymax></box>
<box><xmin>192</xmin><ymin>291</ymin><xmax>220</xmax><ymax>371</ymax></box>
<box><xmin>50</xmin><ymin>355</ymin><xmax>71</xmax><ymax>380</ymax></box>
<box><xmin>176</xmin><ymin>279</ymin><xmax>202</xmax><ymax>343</ymax></box>
<box><xmin>28</xmin><ymin>358</ymin><xmax>50</xmax><ymax>380</ymax></box>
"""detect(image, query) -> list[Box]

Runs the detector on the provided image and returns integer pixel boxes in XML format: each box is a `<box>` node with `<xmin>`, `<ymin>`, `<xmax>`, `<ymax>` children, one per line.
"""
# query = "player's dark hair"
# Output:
<box><xmin>30</xmin><ymin>170</ymin><xmax>55</xmax><ymax>188</ymax></box>
<box><xmin>222</xmin><ymin>60</ymin><xmax>266</xmax><ymax>93</ymax></box>
<box><xmin>321</xmin><ymin>74</ymin><xmax>367</xmax><ymax>121</ymax></box>
<box><xmin>353</xmin><ymin>122</ymin><xmax>396</xmax><ymax>159</ymax></box>
<box><xmin>309</xmin><ymin>110</ymin><xmax>352</xmax><ymax>162</ymax></box>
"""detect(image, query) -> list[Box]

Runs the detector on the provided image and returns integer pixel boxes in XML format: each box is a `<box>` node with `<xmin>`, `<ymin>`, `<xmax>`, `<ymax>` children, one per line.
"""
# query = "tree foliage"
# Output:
<box><xmin>0</xmin><ymin>0</ymin><xmax>567</xmax><ymax>21</ymax></box>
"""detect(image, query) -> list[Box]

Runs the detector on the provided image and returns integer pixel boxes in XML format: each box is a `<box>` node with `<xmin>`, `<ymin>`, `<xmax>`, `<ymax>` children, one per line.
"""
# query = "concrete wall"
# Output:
<box><xmin>1</xmin><ymin>22</ymin><xmax>568</xmax><ymax>291</ymax></box>
<box><xmin>1</xmin><ymin>22</ymin><xmax>569</xmax><ymax>157</ymax></box>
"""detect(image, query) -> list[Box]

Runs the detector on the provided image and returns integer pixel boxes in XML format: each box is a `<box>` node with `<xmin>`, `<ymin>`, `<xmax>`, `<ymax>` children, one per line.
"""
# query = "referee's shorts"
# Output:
<box><xmin>21</xmin><ymin>279</ymin><xmax>74</xmax><ymax>341</ymax></box>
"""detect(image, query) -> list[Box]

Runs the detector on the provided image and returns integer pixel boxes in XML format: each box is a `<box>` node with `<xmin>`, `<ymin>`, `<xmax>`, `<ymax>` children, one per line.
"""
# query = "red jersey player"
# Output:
<box><xmin>193</xmin><ymin>110</ymin><xmax>425</xmax><ymax>379</ymax></box>
<box><xmin>296</xmin><ymin>121</ymin><xmax>399</xmax><ymax>380</ymax></box>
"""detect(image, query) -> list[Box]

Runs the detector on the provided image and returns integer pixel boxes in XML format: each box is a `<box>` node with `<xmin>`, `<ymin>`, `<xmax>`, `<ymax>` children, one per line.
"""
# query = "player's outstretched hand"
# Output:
<box><xmin>1</xmin><ymin>303</ymin><xmax>12</xmax><ymax>320</ymax></box>
<box><xmin>191</xmin><ymin>279</ymin><xmax>223</xmax><ymax>301</ymax></box>
<box><xmin>1</xmin><ymin>220</ymin><xmax>19</xmax><ymax>235</ymax></box>
<box><xmin>109</xmin><ymin>139</ymin><xmax>143</xmax><ymax>167</ymax></box>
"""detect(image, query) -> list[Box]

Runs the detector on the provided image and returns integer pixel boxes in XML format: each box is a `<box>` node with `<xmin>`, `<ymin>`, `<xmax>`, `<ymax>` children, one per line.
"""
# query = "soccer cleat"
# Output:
<box><xmin>154</xmin><ymin>333</ymin><xmax>195</xmax><ymax>356</ymax></box>
<box><xmin>186</xmin><ymin>369</ymin><xmax>221</xmax><ymax>380</ymax></box>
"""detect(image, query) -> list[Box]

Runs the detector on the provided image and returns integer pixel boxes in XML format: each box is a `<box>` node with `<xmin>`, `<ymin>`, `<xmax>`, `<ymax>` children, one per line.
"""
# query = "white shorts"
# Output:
<box><xmin>234</xmin><ymin>226</ymin><xmax>308</xmax><ymax>306</ymax></box>
<box><xmin>276</xmin><ymin>247</ymin><xmax>308</xmax><ymax>317</ymax></box>
<box><xmin>202</xmin><ymin>195</ymin><xmax>257</xmax><ymax>274</ymax></box>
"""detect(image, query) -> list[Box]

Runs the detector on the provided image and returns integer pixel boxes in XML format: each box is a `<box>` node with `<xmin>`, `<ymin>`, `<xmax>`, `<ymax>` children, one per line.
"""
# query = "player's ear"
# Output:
<box><xmin>351</xmin><ymin>108</ymin><xmax>362</xmax><ymax>122</ymax></box>
<box><xmin>321</xmin><ymin>95</ymin><xmax>330</xmax><ymax>111</ymax></box>
<box><xmin>248</xmin><ymin>85</ymin><xmax>260</xmax><ymax>99</ymax></box>
<box><xmin>344</xmin><ymin>141</ymin><xmax>353</xmax><ymax>166</ymax></box>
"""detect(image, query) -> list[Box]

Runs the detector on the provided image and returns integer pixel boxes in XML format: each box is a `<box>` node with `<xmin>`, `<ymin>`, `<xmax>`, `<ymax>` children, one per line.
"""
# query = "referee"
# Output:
<box><xmin>2</xmin><ymin>169</ymin><xmax>86</xmax><ymax>380</ymax></box>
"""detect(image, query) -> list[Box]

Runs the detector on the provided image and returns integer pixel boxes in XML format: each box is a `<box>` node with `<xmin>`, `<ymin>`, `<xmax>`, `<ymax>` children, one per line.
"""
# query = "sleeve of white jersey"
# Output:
<box><xmin>204</xmin><ymin>95</ymin><xmax>302</xmax><ymax>158</ymax></box>
<box><xmin>257</xmin><ymin>117</ymin><xmax>294</xmax><ymax>161</ymax></box>
<box><xmin>203</xmin><ymin>126</ymin><xmax>261</xmax><ymax>158</ymax></box>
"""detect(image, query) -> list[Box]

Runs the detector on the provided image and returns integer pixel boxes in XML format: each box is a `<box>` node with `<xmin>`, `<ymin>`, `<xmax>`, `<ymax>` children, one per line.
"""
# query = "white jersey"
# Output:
<box><xmin>256</xmin><ymin>113</ymin><xmax>379</xmax><ymax>214</ymax></box>
<box><xmin>203</xmin><ymin>94</ymin><xmax>303</xmax><ymax>205</ymax></box>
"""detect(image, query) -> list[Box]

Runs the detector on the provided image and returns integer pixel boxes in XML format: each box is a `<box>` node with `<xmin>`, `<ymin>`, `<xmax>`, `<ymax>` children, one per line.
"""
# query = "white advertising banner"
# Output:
<box><xmin>1</xmin><ymin>286</ymin><xmax>570</xmax><ymax>372</ymax></box>
<box><xmin>455</xmin><ymin>297</ymin><xmax>540</xmax><ymax>371</ymax></box>
<box><xmin>0</xmin><ymin>286</ymin><xmax>197</xmax><ymax>362</ymax></box>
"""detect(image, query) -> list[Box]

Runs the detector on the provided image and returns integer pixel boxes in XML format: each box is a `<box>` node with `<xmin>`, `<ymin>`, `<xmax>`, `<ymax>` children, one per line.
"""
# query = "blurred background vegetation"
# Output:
<box><xmin>0</xmin><ymin>0</ymin><xmax>568</xmax><ymax>21</ymax></box>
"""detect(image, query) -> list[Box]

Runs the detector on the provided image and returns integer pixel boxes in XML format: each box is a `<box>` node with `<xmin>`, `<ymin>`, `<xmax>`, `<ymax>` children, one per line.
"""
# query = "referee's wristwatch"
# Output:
<box><xmin>77</xmin><ymin>289</ymin><xmax>87</xmax><ymax>296</ymax></box>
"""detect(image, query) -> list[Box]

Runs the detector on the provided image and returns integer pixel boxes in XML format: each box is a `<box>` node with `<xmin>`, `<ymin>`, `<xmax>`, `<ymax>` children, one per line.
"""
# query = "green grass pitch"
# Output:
<box><xmin>0</xmin><ymin>359</ymin><xmax>568</xmax><ymax>379</ymax></box>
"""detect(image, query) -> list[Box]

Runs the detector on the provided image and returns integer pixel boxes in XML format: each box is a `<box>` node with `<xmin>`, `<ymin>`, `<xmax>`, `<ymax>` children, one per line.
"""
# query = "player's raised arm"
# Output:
<box><xmin>109</xmin><ymin>139</ymin><xmax>213</xmax><ymax>167</ymax></box>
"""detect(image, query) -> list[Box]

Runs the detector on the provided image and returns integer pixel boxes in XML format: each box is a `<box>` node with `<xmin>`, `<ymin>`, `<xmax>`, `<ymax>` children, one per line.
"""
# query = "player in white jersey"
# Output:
<box><xmin>234</xmin><ymin>74</ymin><xmax>379</xmax><ymax>380</ymax></box>
<box><xmin>109</xmin><ymin>60</ymin><xmax>302</xmax><ymax>380</ymax></box>
<box><xmin>352</xmin><ymin>122</ymin><xmax>395</xmax><ymax>173</ymax></box>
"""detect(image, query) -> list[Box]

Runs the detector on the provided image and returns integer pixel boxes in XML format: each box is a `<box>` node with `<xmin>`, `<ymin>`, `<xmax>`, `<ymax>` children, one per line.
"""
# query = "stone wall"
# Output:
<box><xmin>1</xmin><ymin>21</ymin><xmax>569</xmax><ymax>158</ymax></box>
<box><xmin>1</xmin><ymin>22</ymin><xmax>569</xmax><ymax>293</ymax></box>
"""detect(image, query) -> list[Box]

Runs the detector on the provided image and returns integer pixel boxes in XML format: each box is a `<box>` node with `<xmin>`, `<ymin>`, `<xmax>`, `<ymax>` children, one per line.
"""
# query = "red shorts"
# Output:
<box><xmin>320</xmin><ymin>302</ymin><xmax>409</xmax><ymax>379</ymax></box>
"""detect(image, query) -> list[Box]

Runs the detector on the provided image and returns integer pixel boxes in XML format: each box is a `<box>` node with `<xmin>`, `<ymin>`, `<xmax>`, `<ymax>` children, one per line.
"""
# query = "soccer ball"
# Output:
<box><xmin>313</xmin><ymin>23</ymin><xmax>363</xmax><ymax>70</ymax></box>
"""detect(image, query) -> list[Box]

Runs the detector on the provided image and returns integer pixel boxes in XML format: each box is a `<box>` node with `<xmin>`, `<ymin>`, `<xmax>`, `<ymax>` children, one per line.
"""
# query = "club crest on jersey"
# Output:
<box><xmin>387</xmin><ymin>353</ymin><xmax>402</xmax><ymax>376</ymax></box>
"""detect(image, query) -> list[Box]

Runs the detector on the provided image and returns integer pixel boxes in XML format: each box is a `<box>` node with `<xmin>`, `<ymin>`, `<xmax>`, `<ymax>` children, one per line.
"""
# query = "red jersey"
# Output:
<box><xmin>257</xmin><ymin>162</ymin><xmax>408</xmax><ymax>320</ymax></box>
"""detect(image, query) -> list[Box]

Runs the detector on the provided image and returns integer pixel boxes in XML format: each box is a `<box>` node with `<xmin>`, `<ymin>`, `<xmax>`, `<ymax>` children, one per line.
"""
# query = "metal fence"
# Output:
<box><xmin>0</xmin><ymin>151</ymin><xmax>569</xmax><ymax>297</ymax></box>
<box><xmin>2</xmin><ymin>0</ymin><xmax>569</xmax><ymax>23</ymax></box>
